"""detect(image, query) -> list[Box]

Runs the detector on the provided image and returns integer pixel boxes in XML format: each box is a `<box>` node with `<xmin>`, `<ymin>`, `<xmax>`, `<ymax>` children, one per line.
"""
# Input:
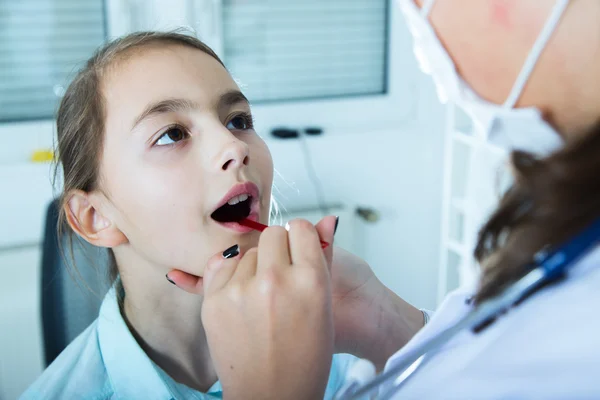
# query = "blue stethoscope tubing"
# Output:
<box><xmin>341</xmin><ymin>217</ymin><xmax>600</xmax><ymax>400</ymax></box>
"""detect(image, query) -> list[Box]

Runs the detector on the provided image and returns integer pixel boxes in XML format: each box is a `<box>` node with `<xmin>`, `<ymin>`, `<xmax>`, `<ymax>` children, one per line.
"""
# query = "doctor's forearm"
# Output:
<box><xmin>359</xmin><ymin>287</ymin><xmax>425</xmax><ymax>370</ymax></box>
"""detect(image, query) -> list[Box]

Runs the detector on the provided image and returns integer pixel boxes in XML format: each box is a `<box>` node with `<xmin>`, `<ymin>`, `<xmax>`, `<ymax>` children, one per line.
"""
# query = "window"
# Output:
<box><xmin>2</xmin><ymin>0</ymin><xmax>415</xmax><ymax>163</ymax></box>
<box><xmin>0</xmin><ymin>0</ymin><xmax>107</xmax><ymax>122</ymax></box>
<box><xmin>221</xmin><ymin>0</ymin><xmax>388</xmax><ymax>103</ymax></box>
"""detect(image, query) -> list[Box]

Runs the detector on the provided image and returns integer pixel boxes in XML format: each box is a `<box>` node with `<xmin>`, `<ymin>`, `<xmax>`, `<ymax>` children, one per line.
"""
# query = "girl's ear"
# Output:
<box><xmin>65</xmin><ymin>190</ymin><xmax>127</xmax><ymax>248</ymax></box>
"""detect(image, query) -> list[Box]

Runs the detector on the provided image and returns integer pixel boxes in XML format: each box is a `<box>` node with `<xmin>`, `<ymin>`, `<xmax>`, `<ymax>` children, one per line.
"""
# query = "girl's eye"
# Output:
<box><xmin>155</xmin><ymin>126</ymin><xmax>189</xmax><ymax>146</ymax></box>
<box><xmin>226</xmin><ymin>114</ymin><xmax>253</xmax><ymax>131</ymax></box>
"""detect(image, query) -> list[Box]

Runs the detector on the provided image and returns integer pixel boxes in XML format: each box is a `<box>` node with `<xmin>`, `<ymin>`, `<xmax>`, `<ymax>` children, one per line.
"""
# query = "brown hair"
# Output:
<box><xmin>474</xmin><ymin>122</ymin><xmax>600</xmax><ymax>303</ymax></box>
<box><xmin>55</xmin><ymin>31</ymin><xmax>225</xmax><ymax>284</ymax></box>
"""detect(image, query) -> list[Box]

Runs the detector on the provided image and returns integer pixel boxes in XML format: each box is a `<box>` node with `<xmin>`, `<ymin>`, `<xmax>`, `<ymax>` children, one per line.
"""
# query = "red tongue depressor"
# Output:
<box><xmin>239</xmin><ymin>218</ymin><xmax>330</xmax><ymax>249</ymax></box>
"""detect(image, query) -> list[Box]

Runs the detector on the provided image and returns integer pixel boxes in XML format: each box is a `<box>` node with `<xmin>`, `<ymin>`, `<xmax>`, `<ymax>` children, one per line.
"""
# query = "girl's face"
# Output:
<box><xmin>98</xmin><ymin>44</ymin><xmax>273</xmax><ymax>276</ymax></box>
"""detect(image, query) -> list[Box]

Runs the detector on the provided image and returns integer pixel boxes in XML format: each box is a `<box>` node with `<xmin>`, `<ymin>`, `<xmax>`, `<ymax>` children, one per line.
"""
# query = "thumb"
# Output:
<box><xmin>315</xmin><ymin>215</ymin><xmax>338</xmax><ymax>267</ymax></box>
<box><xmin>167</xmin><ymin>244</ymin><xmax>241</xmax><ymax>296</ymax></box>
<box><xmin>166</xmin><ymin>269</ymin><xmax>203</xmax><ymax>294</ymax></box>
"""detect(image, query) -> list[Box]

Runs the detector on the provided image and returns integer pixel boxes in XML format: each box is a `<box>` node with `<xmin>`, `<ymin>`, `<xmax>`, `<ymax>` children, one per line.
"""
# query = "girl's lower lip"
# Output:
<box><xmin>216</xmin><ymin>214</ymin><xmax>259</xmax><ymax>233</ymax></box>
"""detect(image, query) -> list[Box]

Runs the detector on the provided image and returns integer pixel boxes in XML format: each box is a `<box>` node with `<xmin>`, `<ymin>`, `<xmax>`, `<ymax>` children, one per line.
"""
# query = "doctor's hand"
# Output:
<box><xmin>200</xmin><ymin>220</ymin><xmax>335</xmax><ymax>400</ymax></box>
<box><xmin>166</xmin><ymin>216</ymin><xmax>423</xmax><ymax>371</ymax></box>
<box><xmin>300</xmin><ymin>217</ymin><xmax>424</xmax><ymax>370</ymax></box>
<box><xmin>322</xmin><ymin>240</ymin><xmax>425</xmax><ymax>371</ymax></box>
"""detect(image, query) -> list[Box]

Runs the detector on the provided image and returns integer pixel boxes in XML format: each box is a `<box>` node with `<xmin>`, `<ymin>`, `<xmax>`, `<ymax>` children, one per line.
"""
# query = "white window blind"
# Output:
<box><xmin>0</xmin><ymin>0</ymin><xmax>106</xmax><ymax>122</ymax></box>
<box><xmin>222</xmin><ymin>0</ymin><xmax>388</xmax><ymax>103</ymax></box>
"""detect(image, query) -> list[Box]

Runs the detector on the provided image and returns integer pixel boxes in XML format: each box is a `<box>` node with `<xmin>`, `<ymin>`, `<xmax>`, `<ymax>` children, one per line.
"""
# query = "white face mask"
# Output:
<box><xmin>398</xmin><ymin>0</ymin><xmax>569</xmax><ymax>156</ymax></box>
<box><xmin>397</xmin><ymin>0</ymin><xmax>571</xmax><ymax>289</ymax></box>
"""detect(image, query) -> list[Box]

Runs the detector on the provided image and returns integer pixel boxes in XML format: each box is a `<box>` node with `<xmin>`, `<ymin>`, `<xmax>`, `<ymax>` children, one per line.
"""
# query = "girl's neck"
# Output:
<box><xmin>120</xmin><ymin>270</ymin><xmax>218</xmax><ymax>392</ymax></box>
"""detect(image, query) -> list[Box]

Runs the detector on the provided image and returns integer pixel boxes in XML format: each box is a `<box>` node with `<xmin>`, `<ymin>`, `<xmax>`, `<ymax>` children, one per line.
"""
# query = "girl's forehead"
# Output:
<box><xmin>105</xmin><ymin>45</ymin><xmax>233</xmax><ymax>98</ymax></box>
<box><xmin>101</xmin><ymin>45</ymin><xmax>239</xmax><ymax>126</ymax></box>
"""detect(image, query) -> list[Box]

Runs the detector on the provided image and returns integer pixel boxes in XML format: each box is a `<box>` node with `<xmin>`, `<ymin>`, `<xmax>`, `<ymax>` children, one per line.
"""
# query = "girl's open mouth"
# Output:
<box><xmin>211</xmin><ymin>194</ymin><xmax>252</xmax><ymax>223</ymax></box>
<box><xmin>211</xmin><ymin>185</ymin><xmax>260</xmax><ymax>233</ymax></box>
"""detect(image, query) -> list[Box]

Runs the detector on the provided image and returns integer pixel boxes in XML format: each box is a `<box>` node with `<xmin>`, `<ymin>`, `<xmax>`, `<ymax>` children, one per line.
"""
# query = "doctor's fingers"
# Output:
<box><xmin>230</xmin><ymin>247</ymin><xmax>258</xmax><ymax>283</ymax></box>
<box><xmin>166</xmin><ymin>269</ymin><xmax>203</xmax><ymax>294</ymax></box>
<box><xmin>314</xmin><ymin>215</ymin><xmax>337</xmax><ymax>268</ymax></box>
<box><xmin>287</xmin><ymin>219</ymin><xmax>328</xmax><ymax>270</ymax></box>
<box><xmin>202</xmin><ymin>244</ymin><xmax>243</xmax><ymax>296</ymax></box>
<box><xmin>256</xmin><ymin>225</ymin><xmax>291</xmax><ymax>273</ymax></box>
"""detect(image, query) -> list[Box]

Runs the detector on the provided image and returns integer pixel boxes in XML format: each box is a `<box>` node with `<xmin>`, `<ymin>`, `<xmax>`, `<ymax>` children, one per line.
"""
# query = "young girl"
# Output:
<box><xmin>21</xmin><ymin>31</ymin><xmax>361</xmax><ymax>399</ymax></box>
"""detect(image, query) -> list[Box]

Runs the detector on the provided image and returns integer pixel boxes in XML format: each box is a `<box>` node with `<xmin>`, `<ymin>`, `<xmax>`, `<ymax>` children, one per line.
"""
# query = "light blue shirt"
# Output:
<box><xmin>22</xmin><ymin>288</ymin><xmax>358</xmax><ymax>399</ymax></box>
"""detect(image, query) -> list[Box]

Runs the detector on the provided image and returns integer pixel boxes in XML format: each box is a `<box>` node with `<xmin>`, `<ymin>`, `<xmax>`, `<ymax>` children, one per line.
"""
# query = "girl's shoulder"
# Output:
<box><xmin>20</xmin><ymin>320</ymin><xmax>113</xmax><ymax>400</ymax></box>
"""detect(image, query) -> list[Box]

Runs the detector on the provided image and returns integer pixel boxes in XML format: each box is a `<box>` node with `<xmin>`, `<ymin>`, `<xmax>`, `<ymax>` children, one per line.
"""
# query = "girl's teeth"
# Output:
<box><xmin>227</xmin><ymin>193</ymin><xmax>249</xmax><ymax>205</ymax></box>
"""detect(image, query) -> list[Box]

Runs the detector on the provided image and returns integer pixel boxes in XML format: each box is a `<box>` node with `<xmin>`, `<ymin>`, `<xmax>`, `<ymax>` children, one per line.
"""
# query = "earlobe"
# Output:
<box><xmin>65</xmin><ymin>190</ymin><xmax>127</xmax><ymax>248</ymax></box>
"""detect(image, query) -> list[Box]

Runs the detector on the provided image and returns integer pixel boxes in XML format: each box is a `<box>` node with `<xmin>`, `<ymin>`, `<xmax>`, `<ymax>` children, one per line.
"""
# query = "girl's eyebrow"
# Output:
<box><xmin>216</xmin><ymin>90</ymin><xmax>250</xmax><ymax>111</ymax></box>
<box><xmin>131</xmin><ymin>90</ymin><xmax>250</xmax><ymax>130</ymax></box>
<box><xmin>131</xmin><ymin>98</ymin><xmax>198</xmax><ymax>130</ymax></box>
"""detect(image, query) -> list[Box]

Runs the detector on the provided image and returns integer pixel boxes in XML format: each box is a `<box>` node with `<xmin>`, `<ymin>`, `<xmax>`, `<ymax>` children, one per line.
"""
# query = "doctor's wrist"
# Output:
<box><xmin>355</xmin><ymin>286</ymin><xmax>425</xmax><ymax>370</ymax></box>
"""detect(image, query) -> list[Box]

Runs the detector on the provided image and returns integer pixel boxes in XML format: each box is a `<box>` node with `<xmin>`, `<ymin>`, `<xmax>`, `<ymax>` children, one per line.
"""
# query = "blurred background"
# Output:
<box><xmin>0</xmin><ymin>0</ymin><xmax>487</xmax><ymax>398</ymax></box>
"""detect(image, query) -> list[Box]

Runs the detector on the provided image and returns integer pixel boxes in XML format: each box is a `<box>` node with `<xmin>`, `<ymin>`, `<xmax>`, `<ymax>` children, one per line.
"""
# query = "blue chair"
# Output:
<box><xmin>40</xmin><ymin>199</ymin><xmax>111</xmax><ymax>366</ymax></box>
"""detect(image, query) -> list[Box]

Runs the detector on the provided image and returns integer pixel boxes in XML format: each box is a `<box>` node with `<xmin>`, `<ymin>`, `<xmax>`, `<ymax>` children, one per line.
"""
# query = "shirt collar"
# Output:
<box><xmin>153</xmin><ymin>361</ymin><xmax>223</xmax><ymax>399</ymax></box>
<box><xmin>97</xmin><ymin>287</ymin><xmax>222</xmax><ymax>399</ymax></box>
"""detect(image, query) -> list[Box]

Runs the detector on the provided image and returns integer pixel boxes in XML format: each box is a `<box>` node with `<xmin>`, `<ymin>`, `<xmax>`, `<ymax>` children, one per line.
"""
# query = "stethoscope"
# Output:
<box><xmin>336</xmin><ymin>217</ymin><xmax>600</xmax><ymax>400</ymax></box>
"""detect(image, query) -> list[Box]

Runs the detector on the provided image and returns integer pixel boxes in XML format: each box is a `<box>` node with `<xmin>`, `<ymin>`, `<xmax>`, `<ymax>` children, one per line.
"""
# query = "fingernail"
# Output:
<box><xmin>165</xmin><ymin>274</ymin><xmax>176</xmax><ymax>285</ymax></box>
<box><xmin>334</xmin><ymin>216</ymin><xmax>339</xmax><ymax>235</ymax></box>
<box><xmin>222</xmin><ymin>244</ymin><xmax>240</xmax><ymax>259</ymax></box>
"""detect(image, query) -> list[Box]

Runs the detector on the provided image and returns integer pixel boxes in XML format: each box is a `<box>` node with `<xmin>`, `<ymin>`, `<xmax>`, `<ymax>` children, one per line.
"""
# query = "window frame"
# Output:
<box><xmin>1</xmin><ymin>0</ymin><xmax>417</xmax><ymax>164</ymax></box>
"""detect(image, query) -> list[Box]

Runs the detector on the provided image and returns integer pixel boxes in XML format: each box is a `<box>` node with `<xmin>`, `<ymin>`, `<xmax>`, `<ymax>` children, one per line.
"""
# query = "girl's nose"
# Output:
<box><xmin>218</xmin><ymin>138</ymin><xmax>249</xmax><ymax>171</ymax></box>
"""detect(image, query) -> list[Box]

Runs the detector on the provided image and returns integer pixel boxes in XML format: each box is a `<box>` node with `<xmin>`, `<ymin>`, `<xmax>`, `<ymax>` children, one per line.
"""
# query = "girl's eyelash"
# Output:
<box><xmin>151</xmin><ymin>113</ymin><xmax>254</xmax><ymax>147</ymax></box>
<box><xmin>152</xmin><ymin>123</ymin><xmax>190</xmax><ymax>147</ymax></box>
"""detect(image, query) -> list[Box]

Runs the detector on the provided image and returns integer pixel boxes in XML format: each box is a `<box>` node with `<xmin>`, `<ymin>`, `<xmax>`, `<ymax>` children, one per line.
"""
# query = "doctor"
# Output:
<box><xmin>172</xmin><ymin>0</ymin><xmax>600</xmax><ymax>398</ymax></box>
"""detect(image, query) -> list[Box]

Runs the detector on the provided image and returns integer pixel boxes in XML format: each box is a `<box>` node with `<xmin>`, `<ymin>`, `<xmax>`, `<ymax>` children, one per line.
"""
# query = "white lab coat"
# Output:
<box><xmin>382</xmin><ymin>246</ymin><xmax>600</xmax><ymax>399</ymax></box>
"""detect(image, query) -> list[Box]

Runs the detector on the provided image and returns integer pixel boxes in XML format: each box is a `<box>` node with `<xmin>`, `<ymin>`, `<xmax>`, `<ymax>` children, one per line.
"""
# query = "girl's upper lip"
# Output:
<box><xmin>212</xmin><ymin>182</ymin><xmax>260</xmax><ymax>213</ymax></box>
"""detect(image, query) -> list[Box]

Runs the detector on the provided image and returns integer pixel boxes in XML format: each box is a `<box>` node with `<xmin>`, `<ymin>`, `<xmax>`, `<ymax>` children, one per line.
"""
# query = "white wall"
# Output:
<box><xmin>266</xmin><ymin>80</ymin><xmax>445</xmax><ymax>309</ymax></box>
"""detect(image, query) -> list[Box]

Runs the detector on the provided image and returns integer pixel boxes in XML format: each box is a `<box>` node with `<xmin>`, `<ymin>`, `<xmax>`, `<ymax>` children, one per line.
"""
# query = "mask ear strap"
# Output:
<box><xmin>421</xmin><ymin>0</ymin><xmax>436</xmax><ymax>17</ymax></box>
<box><xmin>504</xmin><ymin>0</ymin><xmax>570</xmax><ymax>108</ymax></box>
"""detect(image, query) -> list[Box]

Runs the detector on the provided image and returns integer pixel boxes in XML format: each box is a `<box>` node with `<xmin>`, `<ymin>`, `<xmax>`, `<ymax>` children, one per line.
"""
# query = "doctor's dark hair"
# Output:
<box><xmin>474</xmin><ymin>123</ymin><xmax>600</xmax><ymax>303</ymax></box>
<box><xmin>55</xmin><ymin>31</ymin><xmax>225</xmax><ymax>286</ymax></box>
